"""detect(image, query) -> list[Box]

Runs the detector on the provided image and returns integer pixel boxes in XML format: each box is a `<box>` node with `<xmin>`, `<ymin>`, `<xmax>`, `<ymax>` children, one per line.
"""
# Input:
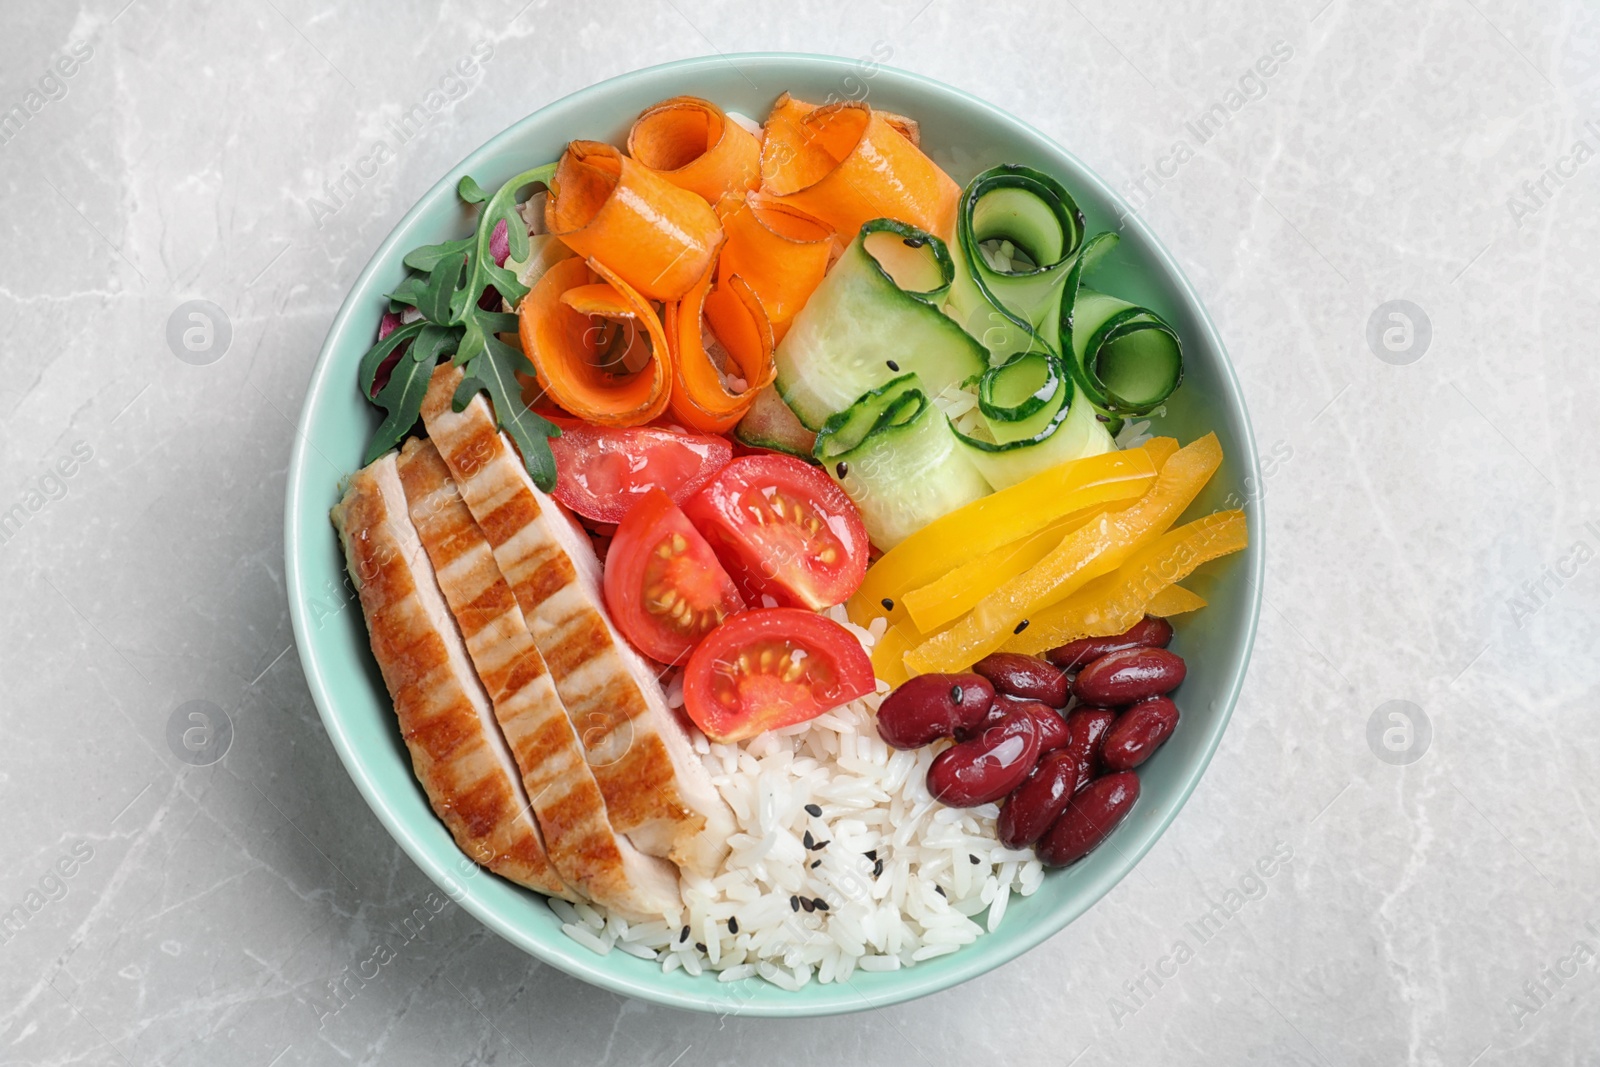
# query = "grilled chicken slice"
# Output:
<box><xmin>331</xmin><ymin>454</ymin><xmax>575</xmax><ymax>900</ymax></box>
<box><xmin>420</xmin><ymin>365</ymin><xmax>733</xmax><ymax>877</ymax></box>
<box><xmin>396</xmin><ymin>438</ymin><xmax>682</xmax><ymax>921</ymax></box>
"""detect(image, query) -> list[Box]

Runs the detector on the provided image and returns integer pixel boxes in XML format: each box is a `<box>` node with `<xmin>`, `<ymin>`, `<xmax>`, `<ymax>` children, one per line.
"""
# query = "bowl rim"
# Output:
<box><xmin>284</xmin><ymin>50</ymin><xmax>1264</xmax><ymax>1017</ymax></box>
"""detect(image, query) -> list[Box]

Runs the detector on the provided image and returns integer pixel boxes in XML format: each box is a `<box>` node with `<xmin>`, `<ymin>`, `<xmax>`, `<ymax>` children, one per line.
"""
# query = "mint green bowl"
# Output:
<box><xmin>285</xmin><ymin>53</ymin><xmax>1263</xmax><ymax>1017</ymax></box>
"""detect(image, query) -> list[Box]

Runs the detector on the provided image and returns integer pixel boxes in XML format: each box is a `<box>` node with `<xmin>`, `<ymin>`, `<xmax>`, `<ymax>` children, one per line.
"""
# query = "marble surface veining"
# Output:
<box><xmin>1</xmin><ymin>0</ymin><xmax>1597</xmax><ymax>1064</ymax></box>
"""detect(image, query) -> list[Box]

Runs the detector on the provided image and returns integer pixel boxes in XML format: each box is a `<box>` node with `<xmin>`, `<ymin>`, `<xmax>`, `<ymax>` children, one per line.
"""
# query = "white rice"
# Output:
<box><xmin>554</xmin><ymin>605</ymin><xmax>1045</xmax><ymax>990</ymax></box>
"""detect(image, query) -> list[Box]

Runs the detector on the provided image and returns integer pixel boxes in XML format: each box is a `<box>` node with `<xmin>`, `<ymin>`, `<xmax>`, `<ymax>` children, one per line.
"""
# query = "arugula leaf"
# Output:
<box><xmin>402</xmin><ymin>236</ymin><xmax>472</xmax><ymax>273</ymax></box>
<box><xmin>455</xmin><ymin>334</ymin><xmax>562</xmax><ymax>491</ymax></box>
<box><xmin>364</xmin><ymin>350</ymin><xmax>435</xmax><ymax>465</ymax></box>
<box><xmin>418</xmin><ymin>251</ymin><xmax>466</xmax><ymax>325</ymax></box>
<box><xmin>357</xmin><ymin>320</ymin><xmax>424</xmax><ymax>399</ymax></box>
<box><xmin>358</xmin><ymin>162</ymin><xmax>563</xmax><ymax>485</ymax></box>
<box><xmin>387</xmin><ymin>275</ymin><xmax>427</xmax><ymax>313</ymax></box>
<box><xmin>409</xmin><ymin>323</ymin><xmax>462</xmax><ymax>367</ymax></box>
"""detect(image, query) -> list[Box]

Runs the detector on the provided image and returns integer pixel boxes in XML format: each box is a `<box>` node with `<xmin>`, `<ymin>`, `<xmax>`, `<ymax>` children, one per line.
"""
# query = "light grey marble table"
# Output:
<box><xmin>2</xmin><ymin>1</ymin><xmax>1597</xmax><ymax>1063</ymax></box>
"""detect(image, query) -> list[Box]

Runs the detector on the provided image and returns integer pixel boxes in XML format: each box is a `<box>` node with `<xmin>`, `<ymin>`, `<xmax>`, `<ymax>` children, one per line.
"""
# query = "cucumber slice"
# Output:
<box><xmin>945</xmin><ymin>165</ymin><xmax>1086</xmax><ymax>360</ymax></box>
<box><xmin>1058</xmin><ymin>232</ymin><xmax>1184</xmax><ymax>416</ymax></box>
<box><xmin>774</xmin><ymin>219</ymin><xmax>987</xmax><ymax>430</ymax></box>
<box><xmin>977</xmin><ymin>350</ymin><xmax>1066</xmax><ymax>443</ymax></box>
<box><xmin>813</xmin><ymin>374</ymin><xmax>991</xmax><ymax>550</ymax></box>
<box><xmin>732</xmin><ymin>385</ymin><xmax>818</xmax><ymax>461</ymax></box>
<box><xmin>955</xmin><ymin>375</ymin><xmax>1115</xmax><ymax>489</ymax></box>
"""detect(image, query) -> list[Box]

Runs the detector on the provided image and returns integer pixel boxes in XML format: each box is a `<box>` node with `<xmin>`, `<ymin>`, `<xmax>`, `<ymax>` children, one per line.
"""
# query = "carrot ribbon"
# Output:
<box><xmin>665</xmin><ymin>258</ymin><xmax>776</xmax><ymax>433</ymax></box>
<box><xmin>759</xmin><ymin>94</ymin><xmax>960</xmax><ymax>241</ymax></box>
<box><xmin>544</xmin><ymin>140</ymin><xmax>722</xmax><ymax>302</ymax></box>
<box><xmin>517</xmin><ymin>256</ymin><xmax>672</xmax><ymax>426</ymax></box>
<box><xmin>627</xmin><ymin>95</ymin><xmax>761</xmax><ymax>204</ymax></box>
<box><xmin>713</xmin><ymin>193</ymin><xmax>832</xmax><ymax>343</ymax></box>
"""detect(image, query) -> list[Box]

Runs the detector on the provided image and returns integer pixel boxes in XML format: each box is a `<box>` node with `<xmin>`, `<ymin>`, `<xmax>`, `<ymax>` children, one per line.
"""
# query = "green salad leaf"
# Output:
<box><xmin>358</xmin><ymin>163</ymin><xmax>561</xmax><ymax>488</ymax></box>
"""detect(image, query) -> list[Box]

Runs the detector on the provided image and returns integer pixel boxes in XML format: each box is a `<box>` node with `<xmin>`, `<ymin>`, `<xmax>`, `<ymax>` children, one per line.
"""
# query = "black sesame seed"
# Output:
<box><xmin>695</xmin><ymin>942</ymin><xmax>708</xmax><ymax>953</ymax></box>
<box><xmin>728</xmin><ymin>917</ymin><xmax>739</xmax><ymax>934</ymax></box>
<box><xmin>902</xmin><ymin>237</ymin><xmax>927</xmax><ymax>249</ymax></box>
<box><xmin>811</xmin><ymin>859</ymin><xmax>822</xmax><ymax>869</ymax></box>
<box><xmin>970</xmin><ymin>854</ymin><xmax>980</xmax><ymax>865</ymax></box>
<box><xmin>865</xmin><ymin>849</ymin><xmax>878</xmax><ymax>860</ymax></box>
<box><xmin>881</xmin><ymin>597</ymin><xmax>895</xmax><ymax>611</ymax></box>
<box><xmin>886</xmin><ymin>359</ymin><xmax>900</xmax><ymax>371</ymax></box>
<box><xmin>813</xmin><ymin>898</ymin><xmax>829</xmax><ymax>911</ymax></box>
<box><xmin>680</xmin><ymin>925</ymin><xmax>690</xmax><ymax>943</ymax></box>
<box><xmin>935</xmin><ymin>885</ymin><xmax>947</xmax><ymax>898</ymax></box>
<box><xmin>814</xmin><ymin>839</ymin><xmax>830</xmax><ymax>851</ymax></box>
<box><xmin>790</xmin><ymin>895</ymin><xmax>800</xmax><ymax>912</ymax></box>
<box><xmin>800</xmin><ymin>897</ymin><xmax>815</xmax><ymax>913</ymax></box>
<box><xmin>950</xmin><ymin>684</ymin><xmax>964</xmax><ymax>704</ymax></box>
<box><xmin>873</xmin><ymin>858</ymin><xmax>884</xmax><ymax>878</ymax></box>
<box><xmin>805</xmin><ymin>803</ymin><xmax>822</xmax><ymax>817</ymax></box>
<box><xmin>835</xmin><ymin>461</ymin><xmax>849</xmax><ymax>479</ymax></box>
<box><xmin>803</xmin><ymin>830</ymin><xmax>815</xmax><ymax>849</ymax></box>
<box><xmin>1014</xmin><ymin>618</ymin><xmax>1030</xmax><ymax>634</ymax></box>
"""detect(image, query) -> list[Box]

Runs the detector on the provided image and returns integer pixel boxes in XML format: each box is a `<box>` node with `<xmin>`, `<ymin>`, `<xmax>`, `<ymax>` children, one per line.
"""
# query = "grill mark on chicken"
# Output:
<box><xmin>332</xmin><ymin>455</ymin><xmax>572</xmax><ymax>899</ymax></box>
<box><xmin>420</xmin><ymin>364</ymin><xmax>733</xmax><ymax>876</ymax></box>
<box><xmin>396</xmin><ymin>438</ymin><xmax>680</xmax><ymax>919</ymax></box>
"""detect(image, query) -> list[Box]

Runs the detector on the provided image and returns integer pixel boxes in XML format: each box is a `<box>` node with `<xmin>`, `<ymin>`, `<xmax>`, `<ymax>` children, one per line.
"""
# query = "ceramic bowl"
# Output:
<box><xmin>284</xmin><ymin>52</ymin><xmax>1263</xmax><ymax>1017</ymax></box>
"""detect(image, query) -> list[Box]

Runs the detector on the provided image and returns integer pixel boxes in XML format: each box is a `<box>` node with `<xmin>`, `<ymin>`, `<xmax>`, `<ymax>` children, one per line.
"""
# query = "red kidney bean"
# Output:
<box><xmin>997</xmin><ymin>750</ymin><xmax>1081</xmax><ymax>848</ymax></box>
<box><xmin>876</xmin><ymin>673</ymin><xmax>994</xmax><ymax>750</ymax></box>
<box><xmin>954</xmin><ymin>702</ymin><xmax>1006</xmax><ymax>742</ymax></box>
<box><xmin>926</xmin><ymin>713</ymin><xmax>1040</xmax><ymax>807</ymax></box>
<box><xmin>1062</xmin><ymin>706</ymin><xmax>1117</xmax><ymax>785</ymax></box>
<box><xmin>1073</xmin><ymin>647</ymin><xmax>1186</xmax><ymax>706</ymax></box>
<box><xmin>1008</xmin><ymin>701</ymin><xmax>1070</xmax><ymax>753</ymax></box>
<box><xmin>1036</xmin><ymin>771</ymin><xmax>1140</xmax><ymax>866</ymax></box>
<box><xmin>972</xmin><ymin>653</ymin><xmax>1070</xmax><ymax>707</ymax></box>
<box><xmin>1046</xmin><ymin>616</ymin><xmax>1174</xmax><ymax>671</ymax></box>
<box><xmin>1101</xmin><ymin>696</ymin><xmax>1180</xmax><ymax>771</ymax></box>
<box><xmin>954</xmin><ymin>696</ymin><xmax>1067</xmax><ymax>748</ymax></box>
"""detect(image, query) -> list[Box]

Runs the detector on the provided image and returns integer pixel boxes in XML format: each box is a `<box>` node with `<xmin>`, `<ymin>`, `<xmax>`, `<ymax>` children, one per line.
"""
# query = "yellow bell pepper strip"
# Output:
<box><xmin>1143</xmin><ymin>583</ymin><xmax>1206</xmax><ymax>617</ymax></box>
<box><xmin>1140</xmin><ymin>435</ymin><xmax>1179</xmax><ymax>469</ymax></box>
<box><xmin>903</xmin><ymin>433</ymin><xmax>1223</xmax><ymax>674</ymax></box>
<box><xmin>1001</xmin><ymin>508</ymin><xmax>1245</xmax><ymax>655</ymax></box>
<box><xmin>846</xmin><ymin>440</ymin><xmax>1171</xmax><ymax>628</ymax></box>
<box><xmin>871</xmin><ymin>618</ymin><xmax>925</xmax><ymax>689</ymax></box>
<box><xmin>901</xmin><ymin>505</ymin><xmax>1113</xmax><ymax>634</ymax></box>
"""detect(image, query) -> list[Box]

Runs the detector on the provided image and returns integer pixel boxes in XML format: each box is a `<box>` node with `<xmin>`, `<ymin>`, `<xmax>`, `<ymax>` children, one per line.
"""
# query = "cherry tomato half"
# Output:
<box><xmin>604</xmin><ymin>489</ymin><xmax>744</xmax><ymax>665</ymax></box>
<box><xmin>682</xmin><ymin>455</ymin><xmax>868</xmax><ymax>610</ymax></box>
<box><xmin>550</xmin><ymin>422</ymin><xmax>732</xmax><ymax>524</ymax></box>
<box><xmin>682</xmin><ymin>608</ymin><xmax>875</xmax><ymax>743</ymax></box>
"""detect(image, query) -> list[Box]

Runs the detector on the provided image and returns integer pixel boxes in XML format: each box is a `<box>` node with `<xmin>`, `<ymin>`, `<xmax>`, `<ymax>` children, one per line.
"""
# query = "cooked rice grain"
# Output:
<box><xmin>554</xmin><ymin>604</ymin><xmax>1043</xmax><ymax>989</ymax></box>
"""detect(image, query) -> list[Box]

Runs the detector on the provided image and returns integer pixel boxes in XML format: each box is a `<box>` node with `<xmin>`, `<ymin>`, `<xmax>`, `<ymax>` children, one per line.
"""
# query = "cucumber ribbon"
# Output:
<box><xmin>813</xmin><ymin>374</ymin><xmax>990</xmax><ymax>550</ymax></box>
<box><xmin>944</xmin><ymin>164</ymin><xmax>1085</xmax><ymax>360</ymax></box>
<box><xmin>1056</xmin><ymin>233</ymin><xmax>1184</xmax><ymax>418</ymax></box>
<box><xmin>773</xmin><ymin>219</ymin><xmax>987</xmax><ymax>430</ymax></box>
